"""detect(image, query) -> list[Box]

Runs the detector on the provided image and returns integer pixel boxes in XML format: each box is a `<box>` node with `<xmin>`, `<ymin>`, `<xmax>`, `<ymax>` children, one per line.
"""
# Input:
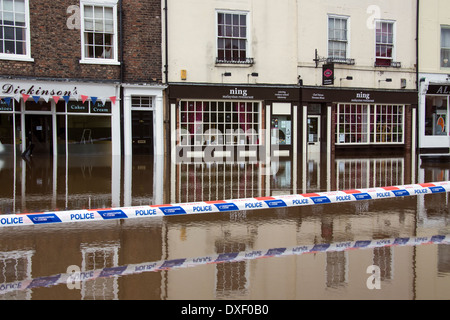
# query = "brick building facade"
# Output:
<box><xmin>0</xmin><ymin>0</ymin><xmax>164</xmax><ymax>157</ymax></box>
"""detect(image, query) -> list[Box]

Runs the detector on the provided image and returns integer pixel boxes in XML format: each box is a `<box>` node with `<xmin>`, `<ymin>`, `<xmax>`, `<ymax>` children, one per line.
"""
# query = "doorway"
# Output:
<box><xmin>132</xmin><ymin>111</ymin><xmax>154</xmax><ymax>155</ymax></box>
<box><xmin>24</xmin><ymin>115</ymin><xmax>53</xmax><ymax>155</ymax></box>
<box><xmin>307</xmin><ymin>115</ymin><xmax>321</xmax><ymax>153</ymax></box>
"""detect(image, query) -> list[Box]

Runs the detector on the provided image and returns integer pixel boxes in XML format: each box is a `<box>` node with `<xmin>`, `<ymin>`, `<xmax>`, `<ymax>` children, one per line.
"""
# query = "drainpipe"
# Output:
<box><xmin>415</xmin><ymin>0</ymin><xmax>420</xmax><ymax>155</ymax></box>
<box><xmin>119</xmin><ymin>0</ymin><xmax>125</xmax><ymax>155</ymax></box>
<box><xmin>416</xmin><ymin>0</ymin><xmax>419</xmax><ymax>92</ymax></box>
<box><xmin>164</xmin><ymin>0</ymin><xmax>168</xmax><ymax>84</ymax></box>
<box><xmin>164</xmin><ymin>0</ymin><xmax>170</xmax><ymax>157</ymax></box>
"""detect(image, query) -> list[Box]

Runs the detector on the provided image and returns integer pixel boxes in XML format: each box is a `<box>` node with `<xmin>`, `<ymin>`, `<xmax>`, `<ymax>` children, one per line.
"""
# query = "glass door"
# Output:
<box><xmin>307</xmin><ymin>115</ymin><xmax>321</xmax><ymax>153</ymax></box>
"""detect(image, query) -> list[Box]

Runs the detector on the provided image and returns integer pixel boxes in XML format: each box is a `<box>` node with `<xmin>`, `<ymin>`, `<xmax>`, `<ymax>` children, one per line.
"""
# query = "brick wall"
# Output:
<box><xmin>0</xmin><ymin>0</ymin><xmax>162</xmax><ymax>83</ymax></box>
<box><xmin>122</xmin><ymin>0</ymin><xmax>162</xmax><ymax>84</ymax></box>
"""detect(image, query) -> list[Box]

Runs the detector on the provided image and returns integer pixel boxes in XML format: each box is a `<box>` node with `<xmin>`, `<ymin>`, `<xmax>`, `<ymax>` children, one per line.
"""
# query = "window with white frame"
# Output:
<box><xmin>80</xmin><ymin>0</ymin><xmax>118</xmax><ymax>64</ymax></box>
<box><xmin>375</xmin><ymin>21</ymin><xmax>395</xmax><ymax>67</ymax></box>
<box><xmin>335</xmin><ymin>104</ymin><xmax>404</xmax><ymax>145</ymax></box>
<box><xmin>328</xmin><ymin>16</ymin><xmax>348</xmax><ymax>62</ymax></box>
<box><xmin>178</xmin><ymin>100</ymin><xmax>260</xmax><ymax>147</ymax></box>
<box><xmin>441</xmin><ymin>26</ymin><xmax>450</xmax><ymax>68</ymax></box>
<box><xmin>216</xmin><ymin>11</ymin><xmax>252</xmax><ymax>64</ymax></box>
<box><xmin>0</xmin><ymin>0</ymin><xmax>31</xmax><ymax>60</ymax></box>
<box><xmin>131</xmin><ymin>96</ymin><xmax>153</xmax><ymax>109</ymax></box>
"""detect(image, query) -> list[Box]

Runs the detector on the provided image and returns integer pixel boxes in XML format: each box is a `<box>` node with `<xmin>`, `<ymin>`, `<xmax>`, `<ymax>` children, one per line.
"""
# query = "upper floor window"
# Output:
<box><xmin>328</xmin><ymin>16</ymin><xmax>348</xmax><ymax>62</ymax></box>
<box><xmin>216</xmin><ymin>11</ymin><xmax>252</xmax><ymax>65</ymax></box>
<box><xmin>441</xmin><ymin>26</ymin><xmax>450</xmax><ymax>68</ymax></box>
<box><xmin>375</xmin><ymin>21</ymin><xmax>395</xmax><ymax>67</ymax></box>
<box><xmin>80</xmin><ymin>0</ymin><xmax>119</xmax><ymax>65</ymax></box>
<box><xmin>0</xmin><ymin>0</ymin><xmax>32</xmax><ymax>61</ymax></box>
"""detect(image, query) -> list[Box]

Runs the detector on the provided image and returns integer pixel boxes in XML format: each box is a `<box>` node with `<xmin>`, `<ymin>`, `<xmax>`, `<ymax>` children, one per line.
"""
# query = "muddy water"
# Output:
<box><xmin>0</xmin><ymin>153</ymin><xmax>449</xmax><ymax>300</ymax></box>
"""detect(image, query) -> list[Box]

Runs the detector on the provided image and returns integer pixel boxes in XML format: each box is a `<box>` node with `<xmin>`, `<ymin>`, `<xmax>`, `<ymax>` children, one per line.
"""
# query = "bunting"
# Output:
<box><xmin>0</xmin><ymin>94</ymin><xmax>118</xmax><ymax>106</ymax></box>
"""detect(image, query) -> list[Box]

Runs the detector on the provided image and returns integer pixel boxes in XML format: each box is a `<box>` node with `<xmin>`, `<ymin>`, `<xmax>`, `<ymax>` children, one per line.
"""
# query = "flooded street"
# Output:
<box><xmin>0</xmin><ymin>152</ymin><xmax>449</xmax><ymax>300</ymax></box>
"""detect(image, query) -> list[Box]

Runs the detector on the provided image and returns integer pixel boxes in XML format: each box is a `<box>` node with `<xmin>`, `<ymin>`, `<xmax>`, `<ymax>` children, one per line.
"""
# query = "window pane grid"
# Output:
<box><xmin>0</xmin><ymin>0</ymin><xmax>27</xmax><ymax>55</ymax></box>
<box><xmin>217</xmin><ymin>12</ymin><xmax>247</xmax><ymax>63</ymax></box>
<box><xmin>376</xmin><ymin>21</ymin><xmax>394</xmax><ymax>66</ymax></box>
<box><xmin>441</xmin><ymin>27</ymin><xmax>450</xmax><ymax>68</ymax></box>
<box><xmin>328</xmin><ymin>17</ymin><xmax>348</xmax><ymax>59</ymax></box>
<box><xmin>131</xmin><ymin>96</ymin><xmax>152</xmax><ymax>109</ymax></box>
<box><xmin>335</xmin><ymin>104</ymin><xmax>404</xmax><ymax>145</ymax></box>
<box><xmin>83</xmin><ymin>5</ymin><xmax>114</xmax><ymax>59</ymax></box>
<box><xmin>179</xmin><ymin>100</ymin><xmax>259</xmax><ymax>147</ymax></box>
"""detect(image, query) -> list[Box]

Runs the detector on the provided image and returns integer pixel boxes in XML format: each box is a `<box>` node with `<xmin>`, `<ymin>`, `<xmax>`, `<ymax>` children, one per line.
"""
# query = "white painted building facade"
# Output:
<box><xmin>418</xmin><ymin>0</ymin><xmax>450</xmax><ymax>153</ymax></box>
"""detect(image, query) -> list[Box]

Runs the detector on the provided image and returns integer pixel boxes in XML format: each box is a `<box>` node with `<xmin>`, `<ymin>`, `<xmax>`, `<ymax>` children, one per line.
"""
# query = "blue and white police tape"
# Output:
<box><xmin>1</xmin><ymin>181</ymin><xmax>450</xmax><ymax>228</ymax></box>
<box><xmin>0</xmin><ymin>234</ymin><xmax>448</xmax><ymax>294</ymax></box>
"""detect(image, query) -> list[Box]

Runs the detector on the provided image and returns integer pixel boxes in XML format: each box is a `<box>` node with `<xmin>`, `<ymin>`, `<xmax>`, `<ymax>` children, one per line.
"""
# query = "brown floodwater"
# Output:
<box><xmin>0</xmin><ymin>152</ymin><xmax>449</xmax><ymax>300</ymax></box>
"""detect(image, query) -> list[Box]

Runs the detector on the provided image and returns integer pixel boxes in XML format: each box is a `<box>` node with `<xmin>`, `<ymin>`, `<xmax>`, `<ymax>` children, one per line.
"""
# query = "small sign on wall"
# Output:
<box><xmin>322</xmin><ymin>63</ymin><xmax>334</xmax><ymax>85</ymax></box>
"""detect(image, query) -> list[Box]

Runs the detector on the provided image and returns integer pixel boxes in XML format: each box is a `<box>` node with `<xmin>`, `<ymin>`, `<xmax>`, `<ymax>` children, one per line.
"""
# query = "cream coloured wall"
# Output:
<box><xmin>419</xmin><ymin>0</ymin><xmax>450</xmax><ymax>74</ymax></box>
<box><xmin>166</xmin><ymin>0</ymin><xmax>299</xmax><ymax>85</ymax></box>
<box><xmin>297</xmin><ymin>0</ymin><xmax>417</xmax><ymax>89</ymax></box>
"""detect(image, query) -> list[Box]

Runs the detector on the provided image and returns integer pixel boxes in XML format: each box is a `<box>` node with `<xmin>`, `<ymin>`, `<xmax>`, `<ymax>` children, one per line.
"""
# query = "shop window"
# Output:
<box><xmin>0</xmin><ymin>113</ymin><xmax>14</xmax><ymax>154</ymax></box>
<box><xmin>271</xmin><ymin>116</ymin><xmax>291</xmax><ymax>145</ymax></box>
<box><xmin>67</xmin><ymin>115</ymin><xmax>112</xmax><ymax>154</ymax></box>
<box><xmin>425</xmin><ymin>96</ymin><xmax>447</xmax><ymax>136</ymax></box>
<box><xmin>336</xmin><ymin>104</ymin><xmax>369</xmax><ymax>144</ymax></box>
<box><xmin>373</xmin><ymin>105</ymin><xmax>404</xmax><ymax>143</ymax></box>
<box><xmin>335</xmin><ymin>104</ymin><xmax>404</xmax><ymax>145</ymax></box>
<box><xmin>25</xmin><ymin>100</ymin><xmax>51</xmax><ymax>111</ymax></box>
<box><xmin>179</xmin><ymin>100</ymin><xmax>259</xmax><ymax>147</ymax></box>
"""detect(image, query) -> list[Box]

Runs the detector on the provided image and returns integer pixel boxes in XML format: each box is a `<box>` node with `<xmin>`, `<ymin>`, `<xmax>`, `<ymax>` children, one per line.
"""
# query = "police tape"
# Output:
<box><xmin>1</xmin><ymin>181</ymin><xmax>450</xmax><ymax>228</ymax></box>
<box><xmin>0</xmin><ymin>234</ymin><xmax>448</xmax><ymax>294</ymax></box>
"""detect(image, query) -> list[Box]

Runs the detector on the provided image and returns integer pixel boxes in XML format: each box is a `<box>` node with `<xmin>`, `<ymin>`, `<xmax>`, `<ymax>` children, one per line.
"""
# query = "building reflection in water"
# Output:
<box><xmin>0</xmin><ymin>151</ymin><xmax>449</xmax><ymax>299</ymax></box>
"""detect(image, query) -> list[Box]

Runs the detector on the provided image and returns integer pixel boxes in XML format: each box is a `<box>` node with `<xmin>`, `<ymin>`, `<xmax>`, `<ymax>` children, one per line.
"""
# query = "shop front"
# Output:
<box><xmin>0</xmin><ymin>79</ymin><xmax>120</xmax><ymax>157</ymax></box>
<box><xmin>419</xmin><ymin>81</ymin><xmax>450</xmax><ymax>153</ymax></box>
<box><xmin>168</xmin><ymin>84</ymin><xmax>300</xmax><ymax>163</ymax></box>
<box><xmin>301</xmin><ymin>87</ymin><xmax>418</xmax><ymax>155</ymax></box>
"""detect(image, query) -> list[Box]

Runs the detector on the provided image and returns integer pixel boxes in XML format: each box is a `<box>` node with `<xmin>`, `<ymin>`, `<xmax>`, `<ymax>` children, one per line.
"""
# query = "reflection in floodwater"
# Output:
<box><xmin>0</xmin><ymin>152</ymin><xmax>449</xmax><ymax>299</ymax></box>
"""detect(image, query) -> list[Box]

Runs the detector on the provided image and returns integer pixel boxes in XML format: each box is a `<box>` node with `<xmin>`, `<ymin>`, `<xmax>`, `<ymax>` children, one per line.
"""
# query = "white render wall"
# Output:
<box><xmin>167</xmin><ymin>0</ymin><xmax>299</xmax><ymax>85</ymax></box>
<box><xmin>419</xmin><ymin>0</ymin><xmax>450</xmax><ymax>74</ymax></box>
<box><xmin>166</xmin><ymin>0</ymin><xmax>417</xmax><ymax>89</ymax></box>
<box><xmin>297</xmin><ymin>0</ymin><xmax>417</xmax><ymax>90</ymax></box>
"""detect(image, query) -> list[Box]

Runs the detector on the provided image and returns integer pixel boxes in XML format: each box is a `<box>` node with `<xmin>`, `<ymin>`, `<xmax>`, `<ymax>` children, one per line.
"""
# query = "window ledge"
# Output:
<box><xmin>327</xmin><ymin>57</ymin><xmax>355</xmax><ymax>65</ymax></box>
<box><xmin>79</xmin><ymin>59</ymin><xmax>121</xmax><ymax>66</ymax></box>
<box><xmin>215</xmin><ymin>57</ymin><xmax>254</xmax><ymax>67</ymax></box>
<box><xmin>0</xmin><ymin>55</ymin><xmax>34</xmax><ymax>62</ymax></box>
<box><xmin>375</xmin><ymin>61</ymin><xmax>402</xmax><ymax>68</ymax></box>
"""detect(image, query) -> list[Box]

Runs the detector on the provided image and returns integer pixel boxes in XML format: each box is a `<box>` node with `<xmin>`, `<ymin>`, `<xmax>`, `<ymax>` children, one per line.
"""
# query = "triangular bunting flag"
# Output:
<box><xmin>91</xmin><ymin>96</ymin><xmax>98</xmax><ymax>105</ymax></box>
<box><xmin>22</xmin><ymin>94</ymin><xmax>30</xmax><ymax>102</ymax></box>
<box><xmin>32</xmin><ymin>96</ymin><xmax>40</xmax><ymax>103</ymax></box>
<box><xmin>3</xmin><ymin>97</ymin><xmax>11</xmax><ymax>105</ymax></box>
<box><xmin>81</xmin><ymin>95</ymin><xmax>88</xmax><ymax>103</ymax></box>
<box><xmin>101</xmin><ymin>97</ymin><xmax>107</xmax><ymax>105</ymax></box>
<box><xmin>63</xmin><ymin>96</ymin><xmax>71</xmax><ymax>103</ymax></box>
<box><xmin>14</xmin><ymin>94</ymin><xmax>21</xmax><ymax>103</ymax></box>
<box><xmin>43</xmin><ymin>96</ymin><xmax>50</xmax><ymax>103</ymax></box>
<box><xmin>52</xmin><ymin>96</ymin><xmax>60</xmax><ymax>103</ymax></box>
<box><xmin>110</xmin><ymin>96</ymin><xmax>117</xmax><ymax>105</ymax></box>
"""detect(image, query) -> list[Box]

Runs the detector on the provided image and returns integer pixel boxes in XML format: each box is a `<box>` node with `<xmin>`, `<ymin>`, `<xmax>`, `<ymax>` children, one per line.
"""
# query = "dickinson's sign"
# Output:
<box><xmin>0</xmin><ymin>80</ymin><xmax>117</xmax><ymax>100</ymax></box>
